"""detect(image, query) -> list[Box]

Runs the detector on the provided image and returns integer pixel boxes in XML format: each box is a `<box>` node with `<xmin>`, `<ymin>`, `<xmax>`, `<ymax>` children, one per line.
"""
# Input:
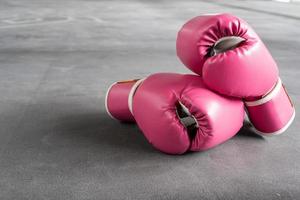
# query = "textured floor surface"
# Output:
<box><xmin>0</xmin><ymin>0</ymin><xmax>299</xmax><ymax>199</ymax></box>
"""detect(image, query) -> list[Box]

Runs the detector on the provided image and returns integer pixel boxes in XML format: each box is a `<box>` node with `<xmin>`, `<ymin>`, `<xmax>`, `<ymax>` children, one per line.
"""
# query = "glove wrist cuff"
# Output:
<box><xmin>245</xmin><ymin>78</ymin><xmax>295</xmax><ymax>135</ymax></box>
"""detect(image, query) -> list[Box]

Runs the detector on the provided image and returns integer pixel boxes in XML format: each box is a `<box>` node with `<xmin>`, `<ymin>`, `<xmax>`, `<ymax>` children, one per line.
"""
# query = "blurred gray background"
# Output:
<box><xmin>0</xmin><ymin>0</ymin><xmax>299</xmax><ymax>199</ymax></box>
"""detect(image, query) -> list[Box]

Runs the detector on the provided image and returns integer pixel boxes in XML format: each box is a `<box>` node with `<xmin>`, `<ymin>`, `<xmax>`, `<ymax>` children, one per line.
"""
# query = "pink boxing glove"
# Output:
<box><xmin>105</xmin><ymin>73</ymin><xmax>244</xmax><ymax>154</ymax></box>
<box><xmin>176</xmin><ymin>13</ymin><xmax>295</xmax><ymax>136</ymax></box>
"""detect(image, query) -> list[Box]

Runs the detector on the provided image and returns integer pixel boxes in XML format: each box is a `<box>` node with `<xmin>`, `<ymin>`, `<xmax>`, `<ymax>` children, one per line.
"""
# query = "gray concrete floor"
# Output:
<box><xmin>0</xmin><ymin>0</ymin><xmax>299</xmax><ymax>199</ymax></box>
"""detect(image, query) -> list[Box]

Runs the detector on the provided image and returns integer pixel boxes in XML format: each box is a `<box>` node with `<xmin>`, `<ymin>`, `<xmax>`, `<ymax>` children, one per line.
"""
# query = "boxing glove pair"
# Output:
<box><xmin>105</xmin><ymin>13</ymin><xmax>295</xmax><ymax>154</ymax></box>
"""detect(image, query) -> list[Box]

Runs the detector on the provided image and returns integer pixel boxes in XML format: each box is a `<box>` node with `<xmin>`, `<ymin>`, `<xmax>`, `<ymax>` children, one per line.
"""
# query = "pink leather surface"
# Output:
<box><xmin>176</xmin><ymin>13</ymin><xmax>278</xmax><ymax>98</ymax></box>
<box><xmin>106</xmin><ymin>81</ymin><xmax>136</xmax><ymax>122</ymax></box>
<box><xmin>246</xmin><ymin>85</ymin><xmax>295</xmax><ymax>134</ymax></box>
<box><xmin>132</xmin><ymin>73</ymin><xmax>245</xmax><ymax>154</ymax></box>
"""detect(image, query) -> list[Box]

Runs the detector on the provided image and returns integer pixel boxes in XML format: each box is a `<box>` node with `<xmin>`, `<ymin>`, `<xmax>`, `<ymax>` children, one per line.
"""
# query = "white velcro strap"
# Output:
<box><xmin>245</xmin><ymin>78</ymin><xmax>282</xmax><ymax>107</ymax></box>
<box><xmin>128</xmin><ymin>78</ymin><xmax>145</xmax><ymax>116</ymax></box>
<box><xmin>105</xmin><ymin>82</ymin><xmax>118</xmax><ymax>120</ymax></box>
